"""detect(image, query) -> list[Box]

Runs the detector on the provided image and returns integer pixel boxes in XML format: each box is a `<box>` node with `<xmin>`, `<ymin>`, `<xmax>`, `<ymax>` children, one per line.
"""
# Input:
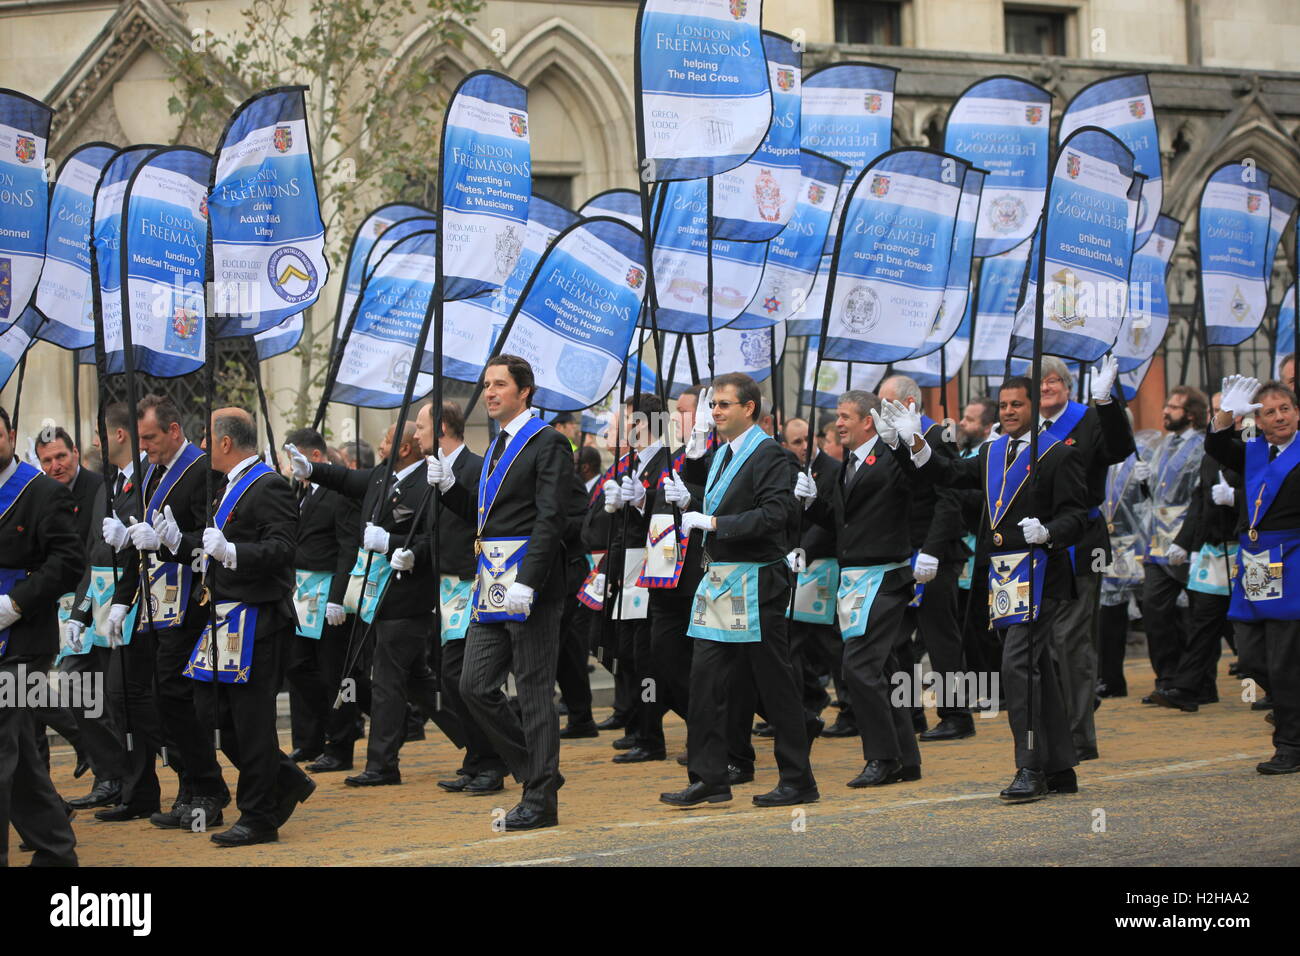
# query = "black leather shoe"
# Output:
<box><xmin>1266</xmin><ymin>712</ymin><xmax>1276</xmax><ymax>727</ymax></box>
<box><xmin>181</xmin><ymin>796</ymin><xmax>224</xmax><ymax>831</ymax></box>
<box><xmin>999</xmin><ymin>768</ymin><xmax>1048</xmax><ymax>803</ymax></box>
<box><xmin>503</xmin><ymin>805</ymin><xmax>557</xmax><ymax>830</ymax></box>
<box><xmin>1096</xmin><ymin>680</ymin><xmax>1128</xmax><ymax>698</ymax></box>
<box><xmin>438</xmin><ymin>773</ymin><xmax>474</xmax><ymax>792</ymax></box>
<box><xmin>612</xmin><ymin>746</ymin><xmax>666</xmax><ymax>764</ymax></box>
<box><xmin>95</xmin><ymin>803</ymin><xmax>159</xmax><ymax>822</ymax></box>
<box><xmin>1256</xmin><ymin>752</ymin><xmax>1300</xmax><ymax>774</ymax></box>
<box><xmin>149</xmin><ymin>802</ymin><xmax>190</xmax><ymax>829</ymax></box>
<box><xmin>345</xmin><ymin>769</ymin><xmax>401</xmax><ymax>787</ymax></box>
<box><xmin>752</xmin><ymin>721</ymin><xmax>774</xmax><ymax>738</ymax></box>
<box><xmin>67</xmin><ymin>778</ymin><xmax>123</xmax><ymax>809</ymax></box>
<box><xmin>821</xmin><ymin>718</ymin><xmax>859</xmax><ymax>738</ymax></box>
<box><xmin>727</xmin><ymin>764</ymin><xmax>755</xmax><ymax>785</ymax></box>
<box><xmin>276</xmin><ymin>774</ymin><xmax>316</xmax><ymax>827</ymax></box>
<box><xmin>73</xmin><ymin>757</ymin><xmax>90</xmax><ymax>779</ymax></box>
<box><xmin>465</xmin><ymin>771</ymin><xmax>505</xmax><ymax>794</ymax></box>
<box><xmin>1046</xmin><ymin>768</ymin><xmax>1078</xmax><ymax>794</ymax></box>
<box><xmin>610</xmin><ymin>734</ymin><xmax>637</xmax><ymax>751</ymax></box>
<box><xmin>919</xmin><ymin>717</ymin><xmax>975</xmax><ymax>742</ymax></box>
<box><xmin>1140</xmin><ymin>693</ymin><xmax>1159</xmax><ymax>705</ymax></box>
<box><xmin>1151</xmin><ymin>687</ymin><xmax>1199</xmax><ymax>712</ymax></box>
<box><xmin>1251</xmin><ymin>696</ymin><xmax>1274</xmax><ymax>711</ymax></box>
<box><xmin>306</xmin><ymin>754</ymin><xmax>352</xmax><ymax>773</ymax></box>
<box><xmin>595</xmin><ymin>714</ymin><xmax>626</xmax><ymax>731</ymax></box>
<box><xmin>660</xmin><ymin>782</ymin><xmax>732</xmax><ymax>807</ymax></box>
<box><xmin>288</xmin><ymin>748</ymin><xmax>322</xmax><ymax>763</ymax></box>
<box><xmin>1227</xmin><ymin>661</ymin><xmax>1240</xmax><ymax>676</ymax></box>
<box><xmin>847</xmin><ymin>758</ymin><xmax>903</xmax><ymax>788</ymax></box>
<box><xmin>1076</xmin><ymin>746</ymin><xmax>1099</xmax><ymax>761</ymax></box>
<box><xmin>559</xmin><ymin>721</ymin><xmax>599</xmax><ymax>739</ymax></box>
<box><xmin>211</xmin><ymin>822</ymin><xmax>279</xmax><ymax>847</ymax></box>
<box><xmin>912</xmin><ymin>712</ymin><xmax>928</xmax><ymax>735</ymax></box>
<box><xmin>675</xmin><ymin>751</ymin><xmax>689</xmax><ymax>766</ymax></box>
<box><xmin>753</xmin><ymin>783</ymin><xmax>819</xmax><ymax>807</ymax></box>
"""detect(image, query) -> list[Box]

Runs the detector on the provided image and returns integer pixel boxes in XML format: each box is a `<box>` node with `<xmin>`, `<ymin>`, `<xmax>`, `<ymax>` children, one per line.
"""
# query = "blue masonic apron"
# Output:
<box><xmin>1229</xmin><ymin>437</ymin><xmax>1300</xmax><ymax>622</ymax></box>
<box><xmin>985</xmin><ymin>429</ymin><xmax>1062</xmax><ymax>628</ymax></box>
<box><xmin>139</xmin><ymin>443</ymin><xmax>204</xmax><ymax>630</ymax></box>
<box><xmin>0</xmin><ymin>461</ymin><xmax>40</xmax><ymax>656</ymax></box>
<box><xmin>184</xmin><ymin>462</ymin><xmax>274</xmax><ymax>684</ymax></box>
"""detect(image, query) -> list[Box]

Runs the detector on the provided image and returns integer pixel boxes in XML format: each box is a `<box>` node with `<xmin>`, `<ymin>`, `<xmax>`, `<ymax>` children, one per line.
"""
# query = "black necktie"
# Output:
<box><xmin>1006</xmin><ymin>439</ymin><xmax>1021</xmax><ymax>467</ymax></box>
<box><xmin>489</xmin><ymin>431</ymin><xmax>509</xmax><ymax>473</ymax></box>
<box><xmin>145</xmin><ymin>463</ymin><xmax>166</xmax><ymax>500</ymax></box>
<box><xmin>843</xmin><ymin>454</ymin><xmax>857</xmax><ymax>486</ymax></box>
<box><xmin>113</xmin><ymin>472</ymin><xmax>125</xmax><ymax>499</ymax></box>
<box><xmin>710</xmin><ymin>445</ymin><xmax>733</xmax><ymax>489</ymax></box>
<box><xmin>1270</xmin><ymin>444</ymin><xmax>1280</xmax><ymax>462</ymax></box>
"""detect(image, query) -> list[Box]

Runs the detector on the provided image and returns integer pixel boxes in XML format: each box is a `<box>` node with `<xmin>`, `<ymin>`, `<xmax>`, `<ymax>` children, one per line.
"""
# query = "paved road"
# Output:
<box><xmin>37</xmin><ymin>654</ymin><xmax>1295</xmax><ymax>867</ymax></box>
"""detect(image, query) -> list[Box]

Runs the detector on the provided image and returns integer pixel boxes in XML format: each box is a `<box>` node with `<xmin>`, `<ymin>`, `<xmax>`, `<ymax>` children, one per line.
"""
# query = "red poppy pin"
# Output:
<box><xmin>123</xmin><ymin>482</ymin><xmax>133</xmax><ymax>493</ymax></box>
<box><xmin>1065</xmin><ymin>438</ymin><xmax>1076</xmax><ymax>446</ymax></box>
<box><xmin>865</xmin><ymin>454</ymin><xmax>877</xmax><ymax>466</ymax></box>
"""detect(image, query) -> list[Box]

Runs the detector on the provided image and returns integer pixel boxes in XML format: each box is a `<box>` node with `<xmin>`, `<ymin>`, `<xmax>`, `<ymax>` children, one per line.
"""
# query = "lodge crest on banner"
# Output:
<box><xmin>1128</xmin><ymin>100</ymin><xmax>1146</xmax><ymax>119</ymax></box>
<box><xmin>988</xmin><ymin>195</ymin><xmax>1026</xmax><ymax>233</ymax></box>
<box><xmin>508</xmin><ymin>113</ymin><xmax>528</xmax><ymax>137</ymax></box>
<box><xmin>729</xmin><ymin>0</ymin><xmax>747</xmax><ymax>19</ymax></box>
<box><xmin>841</xmin><ymin>285</ymin><xmax>880</xmax><ymax>334</ymax></box>
<box><xmin>14</xmin><ymin>135</ymin><xmax>35</xmax><ymax>163</ymax></box>
<box><xmin>739</xmin><ymin>331</ymin><xmax>767</xmax><ymax>367</ymax></box>
<box><xmin>268</xmin><ymin>247</ymin><xmax>319</xmax><ymax>303</ymax></box>
<box><xmin>870</xmin><ymin>175</ymin><xmax>890</xmax><ymax>197</ymax></box>
<box><xmin>864</xmin><ymin>93</ymin><xmax>883</xmax><ymax>113</ymax></box>
<box><xmin>0</xmin><ymin>258</ymin><xmax>10</xmax><ymax>319</ymax></box>
<box><xmin>755</xmin><ymin>168</ymin><xmax>783</xmax><ymax>222</ymax></box>
<box><xmin>198</xmin><ymin>196</ymin><xmax>208</xmax><ymax>220</ymax></box>
<box><xmin>386</xmin><ymin>351</ymin><xmax>411</xmax><ymax>392</ymax></box>
<box><xmin>166</xmin><ymin>305</ymin><xmax>201</xmax><ymax>357</ymax></box>
<box><xmin>495</xmin><ymin>225</ymin><xmax>523</xmax><ymax>278</ymax></box>
<box><xmin>273</xmin><ymin>126</ymin><xmax>292</xmax><ymax>153</ymax></box>
<box><xmin>777</xmin><ymin>69</ymin><xmax>795</xmax><ymax>92</ymax></box>
<box><xmin>1247</xmin><ymin>193</ymin><xmax>1262</xmax><ymax>213</ymax></box>
<box><xmin>1066</xmin><ymin>153</ymin><xmax>1081</xmax><ymax>179</ymax></box>
<box><xmin>1048</xmin><ymin>268</ymin><xmax>1085</xmax><ymax>329</ymax></box>
<box><xmin>372</xmin><ymin>218</ymin><xmax>391</xmax><ymax>237</ymax></box>
<box><xmin>1025</xmin><ymin>105</ymin><xmax>1043</xmax><ymax>125</ymax></box>
<box><xmin>626</xmin><ymin>266</ymin><xmax>645</xmax><ymax>289</ymax></box>
<box><xmin>557</xmin><ymin>344</ymin><xmax>604</xmax><ymax>395</ymax></box>
<box><xmin>807</xmin><ymin>183</ymin><xmax>825</xmax><ymax>205</ymax></box>
<box><xmin>1230</xmin><ymin>286</ymin><xmax>1251</xmax><ymax>323</ymax></box>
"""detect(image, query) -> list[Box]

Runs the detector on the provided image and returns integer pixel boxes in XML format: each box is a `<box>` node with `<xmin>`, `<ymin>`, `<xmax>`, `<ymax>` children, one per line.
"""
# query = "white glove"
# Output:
<box><xmin>1211</xmin><ymin>471</ymin><xmax>1235</xmax><ymax>507</ymax></box>
<box><xmin>127</xmin><ymin>515</ymin><xmax>161</xmax><ymax>552</ymax></box>
<box><xmin>884</xmin><ymin>399</ymin><xmax>924</xmax><ymax>446</ymax></box>
<box><xmin>0</xmin><ymin>596</ymin><xmax>19</xmax><ymax>631</ymax></box>
<box><xmin>793</xmin><ymin>471</ymin><xmax>817</xmax><ymax>509</ymax></box>
<box><xmin>1133</xmin><ymin>460</ymin><xmax>1152</xmax><ymax>482</ymax></box>
<box><xmin>664</xmin><ymin>471</ymin><xmax>691</xmax><ymax>508</ymax></box>
<box><xmin>202</xmin><ymin>527</ymin><xmax>235</xmax><ymax>569</ymax></box>
<box><xmin>620</xmin><ymin>474</ymin><xmax>647</xmax><ymax>509</ymax></box>
<box><xmin>1219</xmin><ymin>375</ymin><xmax>1262</xmax><ymax>419</ymax></box>
<box><xmin>390</xmin><ymin>547</ymin><xmax>415</xmax><ymax>572</ymax></box>
<box><xmin>154</xmin><ymin>505</ymin><xmax>182</xmax><ymax>553</ymax></box>
<box><xmin>1166</xmin><ymin>543</ymin><xmax>1189</xmax><ymax>566</ymax></box>
<box><xmin>913</xmin><ymin>552</ymin><xmax>939</xmax><ymax>584</ymax></box>
<box><xmin>104</xmin><ymin>604</ymin><xmax>129</xmax><ymax>648</ymax></box>
<box><xmin>325</xmin><ymin>602</ymin><xmax>347</xmax><ymax>626</ymax></box>
<box><xmin>102</xmin><ymin>515</ymin><xmax>129</xmax><ymax>551</ymax></box>
<box><xmin>869</xmin><ymin>407</ymin><xmax>898</xmax><ymax>447</ymax></box>
<box><xmin>504</xmin><ymin>582</ymin><xmax>534</xmax><ymax>616</ymax></box>
<box><xmin>1019</xmin><ymin>516</ymin><xmax>1050</xmax><ymax>545</ymax></box>
<box><xmin>786</xmin><ymin>549</ymin><xmax>807</xmax><ymax>573</ymax></box>
<box><xmin>680</xmin><ymin>511</ymin><xmax>714</xmax><ymax>536</ymax></box>
<box><xmin>63</xmin><ymin>619</ymin><xmax>86</xmax><ymax>653</ymax></box>
<box><xmin>425</xmin><ymin>451</ymin><xmax>455</xmax><ymax>492</ymax></box>
<box><xmin>1090</xmin><ymin>353</ymin><xmax>1119</xmax><ymax>403</ymax></box>
<box><xmin>284</xmin><ymin>443</ymin><xmax>312</xmax><ymax>481</ymax></box>
<box><xmin>363</xmin><ymin>522</ymin><xmax>391</xmax><ymax>555</ymax></box>
<box><xmin>602</xmin><ymin>479</ymin><xmax>623</xmax><ymax>513</ymax></box>
<box><xmin>685</xmin><ymin>388</ymin><xmax>713</xmax><ymax>460</ymax></box>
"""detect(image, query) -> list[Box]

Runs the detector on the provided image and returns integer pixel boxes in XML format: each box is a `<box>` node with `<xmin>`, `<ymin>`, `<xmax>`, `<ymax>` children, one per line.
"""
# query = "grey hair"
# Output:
<box><xmin>213</xmin><ymin>411</ymin><xmax>259</xmax><ymax>452</ymax></box>
<box><xmin>881</xmin><ymin>374</ymin><xmax>922</xmax><ymax>408</ymax></box>
<box><xmin>838</xmin><ymin>390</ymin><xmax>881</xmax><ymax>419</ymax></box>
<box><xmin>1040</xmin><ymin>356</ymin><xmax>1074</xmax><ymax>392</ymax></box>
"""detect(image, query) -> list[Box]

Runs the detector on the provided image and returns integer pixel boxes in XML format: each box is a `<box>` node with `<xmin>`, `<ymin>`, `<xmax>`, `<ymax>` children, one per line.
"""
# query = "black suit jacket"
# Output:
<box><xmin>0</xmin><ymin>468</ymin><xmax>86</xmax><ymax>658</ymax></box>
<box><xmin>432</xmin><ymin>445</ymin><xmax>482</xmax><ymax>581</ymax></box>
<box><xmin>1173</xmin><ymin>451</ymin><xmax>1243</xmax><ymax>553</ymax></box>
<box><xmin>1204</xmin><ymin>425</ymin><xmax>1300</xmax><ymax>535</ymax></box>
<box><xmin>701</xmin><ymin>435</ymin><xmax>798</xmax><ymax>566</ymax></box>
<box><xmin>797</xmin><ymin>449</ymin><xmax>840</xmax><ymax>561</ymax></box>
<box><xmin>911</xmin><ymin>422</ymin><xmax>969</xmax><ymax>562</ymax></box>
<box><xmin>67</xmin><ymin>467</ymin><xmax>104</xmax><ymax>544</ymax></box>
<box><xmin>294</xmin><ymin>483</ymin><xmax>360</xmax><ymax>606</ymax></box>
<box><xmin>809</xmin><ymin>439</ymin><xmax>913</xmax><ymax>567</ymax></box>
<box><xmin>70</xmin><ymin>464</ymin><xmax>144</xmax><ymax>626</ymax></box>
<box><xmin>1058</xmin><ymin>401</ymin><xmax>1136</xmax><ymax>562</ymax></box>
<box><xmin>442</xmin><ymin>422</ymin><xmax>573</xmax><ymax>604</ymax></box>
<box><xmin>644</xmin><ymin>446</ymin><xmax>711</xmax><ymax>603</ymax></box>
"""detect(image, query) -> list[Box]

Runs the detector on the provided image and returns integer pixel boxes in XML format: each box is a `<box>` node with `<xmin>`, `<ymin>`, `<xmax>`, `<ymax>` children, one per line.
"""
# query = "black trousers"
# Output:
<box><xmin>960</xmin><ymin>572</ymin><xmax>1002</xmax><ymax>697</ymax></box>
<box><xmin>623</xmin><ymin>617</ymin><xmax>665</xmax><ymax>750</ymax></box>
<box><xmin>461</xmin><ymin>596</ymin><xmax>564</xmax><ymax>813</ymax></box>
<box><xmin>906</xmin><ymin>559</ymin><xmax>968</xmax><ymax>718</ymax></box>
<box><xmin>1233</xmin><ymin>619</ymin><xmax>1270</xmax><ymax>690</ymax></box>
<box><xmin>193</xmin><ymin>618</ymin><xmax>309</xmax><ymax>831</ymax></box>
<box><xmin>1170</xmin><ymin>592</ymin><xmax>1230</xmax><ymax>696</ymax></box>
<box><xmin>1001</xmin><ymin>599</ymin><xmax>1076</xmax><ymax>773</ymax></box>
<box><xmin>367</xmin><ymin>615</ymin><xmax>443</xmax><ymax>773</ymax></box>
<box><xmin>788</xmin><ymin>619</ymin><xmax>834</xmax><ymax>718</ymax></box>
<box><xmin>1142</xmin><ymin>564</ymin><xmax>1188</xmax><ymax>689</ymax></box>
<box><xmin>440</xmin><ymin>637</ymin><xmax>506</xmax><ymax>776</ymax></box>
<box><xmin>286</xmin><ymin>618</ymin><xmax>365</xmax><ymax>762</ymax></box>
<box><xmin>648</xmin><ymin>589</ymin><xmax>693</xmax><ymax>727</ymax></box>
<box><xmin>153</xmin><ymin>618</ymin><xmax>226</xmax><ymax>802</ymax></box>
<box><xmin>555</xmin><ymin>564</ymin><xmax>594</xmax><ymax>726</ymax></box>
<box><xmin>108</xmin><ymin>629</ymin><xmax>164</xmax><ymax>809</ymax></box>
<box><xmin>1234</xmin><ymin>619</ymin><xmax>1300</xmax><ymax>757</ymax></box>
<box><xmin>844</xmin><ymin>582</ymin><xmax>921</xmax><ymax>765</ymax></box>
<box><xmin>32</xmin><ymin>645</ymin><xmax>129</xmax><ymax>783</ymax></box>
<box><xmin>1098</xmin><ymin>600</ymin><xmax>1131</xmax><ymax>694</ymax></box>
<box><xmin>1</xmin><ymin>656</ymin><xmax>78</xmax><ymax>867</ymax></box>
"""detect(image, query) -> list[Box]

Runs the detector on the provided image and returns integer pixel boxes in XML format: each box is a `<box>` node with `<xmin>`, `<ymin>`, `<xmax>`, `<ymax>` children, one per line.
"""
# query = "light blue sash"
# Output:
<box><xmin>293</xmin><ymin>569</ymin><xmax>332</xmax><ymax>639</ymax></box>
<box><xmin>440</xmin><ymin>576</ymin><xmax>473</xmax><ymax>643</ymax></box>
<box><xmin>988</xmin><ymin>548</ymin><xmax>1047</xmax><ymax>628</ymax></box>
<box><xmin>687</xmin><ymin>561</ymin><xmax>764</xmax><ymax>643</ymax></box>
<box><xmin>702</xmin><ymin>425</ymin><xmax>768</xmax><ymax>517</ymax></box>
<box><xmin>837</xmin><ymin>561</ymin><xmax>909</xmax><ymax>639</ymax></box>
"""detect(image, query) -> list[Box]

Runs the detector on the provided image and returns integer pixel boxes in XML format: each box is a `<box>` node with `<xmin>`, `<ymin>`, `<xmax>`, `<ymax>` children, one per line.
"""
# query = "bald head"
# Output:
<box><xmin>380</xmin><ymin>419</ymin><xmax>421</xmax><ymax>468</ymax></box>
<box><xmin>208</xmin><ymin>406</ymin><xmax>259</xmax><ymax>474</ymax></box>
<box><xmin>880</xmin><ymin>374</ymin><xmax>922</xmax><ymax>409</ymax></box>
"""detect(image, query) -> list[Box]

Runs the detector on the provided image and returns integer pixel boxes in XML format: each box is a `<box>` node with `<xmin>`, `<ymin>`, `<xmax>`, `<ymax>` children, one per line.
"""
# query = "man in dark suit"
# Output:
<box><xmin>0</xmin><ymin>404</ymin><xmax>84</xmax><ymax>866</ymax></box>
<box><xmin>288</xmin><ymin>417</ymin><xmax>457</xmax><ymax>786</ymax></box>
<box><xmin>35</xmin><ymin>427</ymin><xmax>102</xmax><ymax>542</ymax></box>
<box><xmin>659</xmin><ymin>372</ymin><xmax>816</xmax><ymax>809</ymax></box>
<box><xmin>152</xmin><ymin>407</ymin><xmax>314</xmax><ymax>845</ymax></box>
<box><xmin>887</xmin><ymin>377</ymin><xmax>1089</xmax><ymax>802</ymax></box>
<box><xmin>281</xmin><ymin>426</ymin><xmax>364</xmax><ymax>772</ymax></box>
<box><xmin>1204</xmin><ymin>376</ymin><xmax>1300</xmax><ymax>774</ymax></box>
<box><xmin>121</xmin><ymin>394</ymin><xmax>229</xmax><ymax>830</ymax></box>
<box><xmin>799</xmin><ymin>390</ymin><xmax>920</xmax><ymax>787</ymax></box>
<box><xmin>414</xmin><ymin>401</ymin><xmax>508</xmax><ymax>795</ymax></box>
<box><xmin>555</xmin><ymin>445</ymin><xmax>599</xmax><ymax>740</ymax></box>
<box><xmin>428</xmin><ymin>354</ymin><xmax>574</xmax><ymax>830</ymax></box>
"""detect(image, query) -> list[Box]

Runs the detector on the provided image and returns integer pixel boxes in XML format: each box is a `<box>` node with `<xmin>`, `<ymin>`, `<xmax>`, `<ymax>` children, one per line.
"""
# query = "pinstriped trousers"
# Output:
<box><xmin>460</xmin><ymin>596</ymin><xmax>564</xmax><ymax>813</ymax></box>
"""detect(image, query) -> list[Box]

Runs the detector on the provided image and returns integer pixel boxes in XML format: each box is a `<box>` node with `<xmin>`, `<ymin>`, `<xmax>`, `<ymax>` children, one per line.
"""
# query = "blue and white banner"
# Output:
<box><xmin>1010</xmin><ymin>127</ymin><xmax>1141</xmax><ymax>363</ymax></box>
<box><xmin>121</xmin><ymin>148</ymin><xmax>211</xmax><ymax>378</ymax></box>
<box><xmin>440</xmin><ymin>71</ymin><xmax>531</xmax><ymax>302</ymax></box>
<box><xmin>905</xmin><ymin>168</ymin><xmax>984</xmax><ymax>359</ymax></box>
<box><xmin>330</xmin><ymin>228</ymin><xmax>437</xmax><ymax>408</ymax></box>
<box><xmin>1115</xmin><ymin>214</ymin><xmax>1181</xmax><ymax>372</ymax></box>
<box><xmin>734</xmin><ymin>151</ymin><xmax>847</xmax><ymax>332</ymax></box>
<box><xmin>491</xmin><ymin>195</ymin><xmax>578</xmax><ymax>317</ymax></box>
<box><xmin>665</xmin><ymin>320</ymin><xmax>788</xmax><ymax>396</ymax></box>
<box><xmin>495</xmin><ymin>218</ymin><xmax>647</xmax><ymax>411</ymax></box>
<box><xmin>711</xmin><ymin>32</ymin><xmax>800</xmax><ymax>241</ymax></box>
<box><xmin>0</xmin><ymin>90</ymin><xmax>52</xmax><ymax>335</ymax></box>
<box><xmin>1198</xmin><ymin>161</ymin><xmax>1272</xmax><ymax>347</ymax></box>
<box><xmin>254</xmin><ymin>313</ymin><xmax>302</xmax><ymax>361</ymax></box>
<box><xmin>0</xmin><ymin>306</ymin><xmax>44</xmax><ymax>390</ymax></box>
<box><xmin>1059</xmin><ymin>74</ymin><xmax>1162</xmax><ymax>252</ymax></box>
<box><xmin>969</xmin><ymin>240</ymin><xmax>1031</xmax><ymax>376</ymax></box>
<box><xmin>821</xmin><ymin>149</ymin><xmax>967</xmax><ymax>363</ymax></box>
<box><xmin>636</xmin><ymin>0</ymin><xmax>770</xmax><ymax>182</ymax></box>
<box><xmin>333</xmin><ymin>203</ymin><xmax>431</xmax><ymax>341</ymax></box>
<box><xmin>1276</xmin><ymin>283</ymin><xmax>1295</xmax><ymax>378</ymax></box>
<box><xmin>894</xmin><ymin>288</ymin><xmax>973</xmax><ymax>386</ymax></box>
<box><xmin>93</xmin><ymin>147</ymin><xmax>156</xmax><ymax>375</ymax></box>
<box><xmin>944</xmin><ymin>76</ymin><xmax>1051</xmax><ymax>259</ymax></box>
<box><xmin>435</xmin><ymin>296</ymin><xmax>504</xmax><ymax>383</ymax></box>
<box><xmin>799</xmin><ymin>337</ymin><xmax>884</xmax><ymax>409</ymax></box>
<box><xmin>1264</xmin><ymin>185</ymin><xmax>1297</xmax><ymax>288</ymax></box>
<box><xmin>579</xmin><ymin>189</ymin><xmax>643</xmax><ymax>230</ymax></box>
<box><xmin>1119</xmin><ymin>354</ymin><xmax>1153</xmax><ymax>402</ymax></box>
<box><xmin>35</xmin><ymin>143</ymin><xmax>118</xmax><ymax>349</ymax></box>
<box><xmin>209</xmin><ymin>87</ymin><xmax>329</xmax><ymax>336</ymax></box>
